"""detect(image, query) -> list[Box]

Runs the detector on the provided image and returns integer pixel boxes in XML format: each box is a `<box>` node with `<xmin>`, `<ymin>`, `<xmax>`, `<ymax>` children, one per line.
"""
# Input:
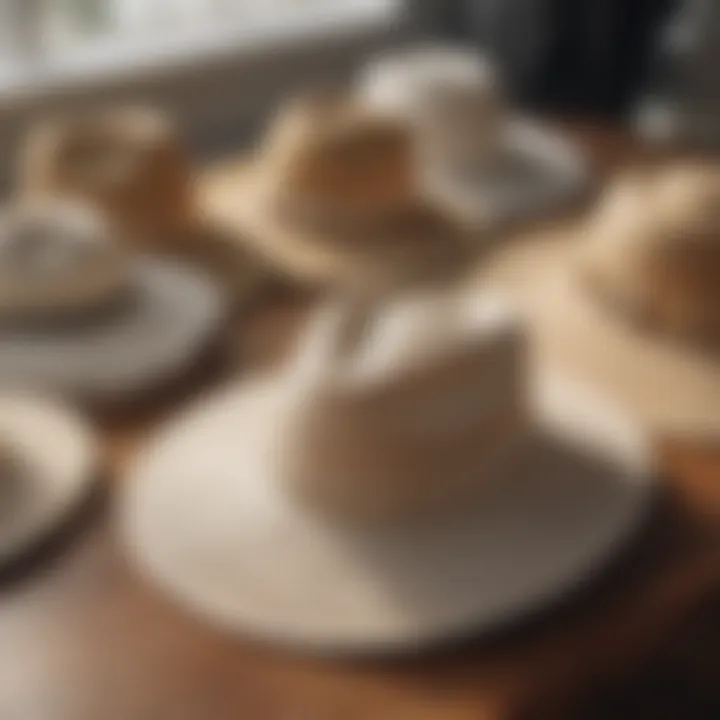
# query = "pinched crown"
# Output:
<box><xmin>274</xmin><ymin>290</ymin><xmax>527</xmax><ymax>522</ymax></box>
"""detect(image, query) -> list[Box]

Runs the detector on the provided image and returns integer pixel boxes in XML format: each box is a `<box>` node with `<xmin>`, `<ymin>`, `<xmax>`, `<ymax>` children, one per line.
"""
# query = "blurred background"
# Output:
<box><xmin>0</xmin><ymin>0</ymin><xmax>687</xmax><ymax>190</ymax></box>
<box><xmin>0</xmin><ymin>0</ymin><xmax>406</xmax><ymax>191</ymax></box>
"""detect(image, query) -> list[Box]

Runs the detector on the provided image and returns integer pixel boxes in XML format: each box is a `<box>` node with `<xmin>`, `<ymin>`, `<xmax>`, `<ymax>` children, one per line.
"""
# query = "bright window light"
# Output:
<box><xmin>0</xmin><ymin>0</ymin><xmax>401</xmax><ymax>86</ymax></box>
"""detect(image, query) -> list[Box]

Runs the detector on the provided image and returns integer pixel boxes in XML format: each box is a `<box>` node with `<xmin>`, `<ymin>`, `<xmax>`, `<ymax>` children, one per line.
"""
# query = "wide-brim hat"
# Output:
<box><xmin>0</xmin><ymin>258</ymin><xmax>227</xmax><ymax>405</ymax></box>
<box><xmin>478</xmin><ymin>223</ymin><xmax>720</xmax><ymax>437</ymax></box>
<box><xmin>200</xmin><ymin>87</ymin><xmax>487</xmax><ymax>293</ymax></box>
<box><xmin>0</xmin><ymin>392</ymin><xmax>97</xmax><ymax>569</ymax></box>
<box><xmin>121</xmin><ymin>362</ymin><xmax>653</xmax><ymax>653</ymax></box>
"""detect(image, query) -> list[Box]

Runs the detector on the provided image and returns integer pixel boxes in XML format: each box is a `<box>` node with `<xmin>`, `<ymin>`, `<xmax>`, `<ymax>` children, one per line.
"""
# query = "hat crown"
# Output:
<box><xmin>21</xmin><ymin>106</ymin><xmax>192</xmax><ymax>242</ymax></box>
<box><xmin>360</xmin><ymin>46</ymin><xmax>505</xmax><ymax>176</ymax></box>
<box><xmin>275</xmin><ymin>290</ymin><xmax>527</xmax><ymax>521</ymax></box>
<box><xmin>583</xmin><ymin>163</ymin><xmax>720</xmax><ymax>340</ymax></box>
<box><xmin>0</xmin><ymin>200</ymin><xmax>117</xmax><ymax>279</ymax></box>
<box><xmin>600</xmin><ymin>165</ymin><xmax>720</xmax><ymax>242</ymax></box>
<box><xmin>361</xmin><ymin>45</ymin><xmax>500</xmax><ymax>117</ymax></box>
<box><xmin>262</xmin><ymin>92</ymin><xmax>415</xmax><ymax>225</ymax></box>
<box><xmin>0</xmin><ymin>198</ymin><xmax>130</xmax><ymax>320</ymax></box>
<box><xmin>31</xmin><ymin>107</ymin><xmax>177</xmax><ymax>188</ymax></box>
<box><xmin>291</xmin><ymin>292</ymin><xmax>521</xmax><ymax>417</ymax></box>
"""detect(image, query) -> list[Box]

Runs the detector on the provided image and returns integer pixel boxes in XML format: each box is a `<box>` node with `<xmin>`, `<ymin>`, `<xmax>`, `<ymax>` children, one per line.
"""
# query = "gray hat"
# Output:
<box><xmin>0</xmin><ymin>259</ymin><xmax>227</xmax><ymax>404</ymax></box>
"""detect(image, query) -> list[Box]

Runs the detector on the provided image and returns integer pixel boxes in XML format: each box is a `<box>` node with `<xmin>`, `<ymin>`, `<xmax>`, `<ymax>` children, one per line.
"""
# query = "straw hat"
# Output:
<box><xmin>358</xmin><ymin>45</ymin><xmax>590</xmax><ymax>228</ymax></box>
<box><xmin>20</xmin><ymin>106</ymin><xmax>192</xmax><ymax>243</ymax></box>
<box><xmin>19</xmin><ymin>105</ymin><xmax>265</xmax><ymax>303</ymax></box>
<box><xmin>0</xmin><ymin>198</ymin><xmax>226</xmax><ymax>405</ymax></box>
<box><xmin>0</xmin><ymin>392</ymin><xmax>97</xmax><ymax>569</ymax></box>
<box><xmin>201</xmin><ymin>91</ymin><xmax>477</xmax><ymax>292</ymax></box>
<box><xmin>122</xmin><ymin>289</ymin><xmax>653</xmax><ymax>652</ymax></box>
<box><xmin>480</xmin><ymin>161</ymin><xmax>720</xmax><ymax>436</ymax></box>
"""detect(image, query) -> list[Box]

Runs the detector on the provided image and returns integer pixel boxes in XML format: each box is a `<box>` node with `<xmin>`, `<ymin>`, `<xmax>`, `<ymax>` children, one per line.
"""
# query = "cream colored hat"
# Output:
<box><xmin>122</xmin><ymin>289</ymin><xmax>653</xmax><ymax>652</ymax></box>
<box><xmin>0</xmin><ymin>198</ymin><xmax>227</xmax><ymax>405</ymax></box>
<box><xmin>480</xmin><ymin>161</ymin><xmax>720</xmax><ymax>436</ymax></box>
<box><xmin>200</xmin><ymin>91</ymin><xmax>477</xmax><ymax>292</ymax></box>
<box><xmin>358</xmin><ymin>45</ymin><xmax>590</xmax><ymax>228</ymax></box>
<box><xmin>0</xmin><ymin>392</ymin><xmax>97</xmax><ymax>569</ymax></box>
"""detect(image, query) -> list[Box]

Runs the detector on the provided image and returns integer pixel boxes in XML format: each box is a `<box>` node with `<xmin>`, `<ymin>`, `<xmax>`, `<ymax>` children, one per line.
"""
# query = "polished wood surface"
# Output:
<box><xmin>0</xmin><ymin>125</ymin><xmax>719</xmax><ymax>720</ymax></box>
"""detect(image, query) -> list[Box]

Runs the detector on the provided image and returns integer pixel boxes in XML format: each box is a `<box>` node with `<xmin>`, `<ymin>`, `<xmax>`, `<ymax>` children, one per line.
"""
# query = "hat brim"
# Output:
<box><xmin>479</xmin><ymin>234</ymin><xmax>720</xmax><ymax>437</ymax></box>
<box><xmin>428</xmin><ymin>118</ymin><xmax>591</xmax><ymax>228</ymax></box>
<box><xmin>0</xmin><ymin>259</ymin><xmax>227</xmax><ymax>404</ymax></box>
<box><xmin>0</xmin><ymin>393</ymin><xmax>97</xmax><ymax>569</ymax></box>
<box><xmin>200</xmin><ymin>162</ymin><xmax>479</xmax><ymax>292</ymax></box>
<box><xmin>121</xmin><ymin>373</ymin><xmax>652</xmax><ymax>653</ymax></box>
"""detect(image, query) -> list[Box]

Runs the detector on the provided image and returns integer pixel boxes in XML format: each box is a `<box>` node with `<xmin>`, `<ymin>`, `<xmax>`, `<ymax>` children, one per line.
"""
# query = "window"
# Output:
<box><xmin>0</xmin><ymin>0</ymin><xmax>401</xmax><ymax>87</ymax></box>
<box><xmin>0</xmin><ymin>0</ymin><xmax>408</xmax><ymax>191</ymax></box>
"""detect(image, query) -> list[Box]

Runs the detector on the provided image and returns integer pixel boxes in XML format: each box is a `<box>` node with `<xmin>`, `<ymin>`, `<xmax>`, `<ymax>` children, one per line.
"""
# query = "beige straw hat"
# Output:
<box><xmin>480</xmin><ymin>162</ymin><xmax>720</xmax><ymax>437</ymax></box>
<box><xmin>122</xmin><ymin>288</ymin><xmax>653</xmax><ymax>652</ymax></box>
<box><xmin>0</xmin><ymin>392</ymin><xmax>97</xmax><ymax>569</ymax></box>
<box><xmin>20</xmin><ymin>106</ymin><xmax>193</xmax><ymax>243</ymax></box>
<box><xmin>200</xmin><ymin>91</ymin><xmax>479</xmax><ymax>293</ymax></box>
<box><xmin>358</xmin><ymin>45</ymin><xmax>590</xmax><ymax>229</ymax></box>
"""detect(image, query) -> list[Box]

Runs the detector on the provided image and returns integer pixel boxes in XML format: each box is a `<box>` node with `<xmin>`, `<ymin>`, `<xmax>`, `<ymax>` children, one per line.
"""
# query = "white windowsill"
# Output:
<box><xmin>0</xmin><ymin>0</ymin><xmax>403</xmax><ymax>104</ymax></box>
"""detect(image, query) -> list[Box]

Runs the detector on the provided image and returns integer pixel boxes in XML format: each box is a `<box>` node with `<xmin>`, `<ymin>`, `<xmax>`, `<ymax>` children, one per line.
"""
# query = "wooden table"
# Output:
<box><xmin>1</xmin><ymin>126</ymin><xmax>719</xmax><ymax>720</ymax></box>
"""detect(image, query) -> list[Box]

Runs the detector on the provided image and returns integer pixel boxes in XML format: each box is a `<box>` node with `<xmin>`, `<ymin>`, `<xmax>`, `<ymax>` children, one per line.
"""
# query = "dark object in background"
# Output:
<box><xmin>410</xmin><ymin>0</ymin><xmax>677</xmax><ymax>117</ymax></box>
<box><xmin>637</xmin><ymin>0</ymin><xmax>720</xmax><ymax>146</ymax></box>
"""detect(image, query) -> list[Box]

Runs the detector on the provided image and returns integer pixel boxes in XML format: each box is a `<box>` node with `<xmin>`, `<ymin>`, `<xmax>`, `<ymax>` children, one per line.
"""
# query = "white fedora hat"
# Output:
<box><xmin>0</xmin><ymin>392</ymin><xmax>97</xmax><ymax>569</ymax></box>
<box><xmin>479</xmin><ymin>162</ymin><xmax>720</xmax><ymax>437</ymax></box>
<box><xmin>121</xmin><ymin>288</ymin><xmax>653</xmax><ymax>653</ymax></box>
<box><xmin>0</xmin><ymin>198</ymin><xmax>227</xmax><ymax>405</ymax></box>
<box><xmin>358</xmin><ymin>44</ymin><xmax>591</xmax><ymax>229</ymax></box>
